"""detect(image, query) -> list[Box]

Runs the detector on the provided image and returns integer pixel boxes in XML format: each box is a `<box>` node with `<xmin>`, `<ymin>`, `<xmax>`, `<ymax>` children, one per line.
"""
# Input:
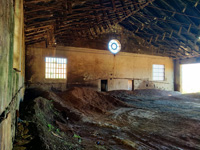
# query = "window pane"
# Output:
<box><xmin>153</xmin><ymin>72</ymin><xmax>158</xmax><ymax>76</ymax></box>
<box><xmin>159</xmin><ymin>65</ymin><xmax>164</xmax><ymax>69</ymax></box>
<box><xmin>46</xmin><ymin>74</ymin><xmax>49</xmax><ymax>78</ymax></box>
<box><xmin>158</xmin><ymin>69</ymin><xmax>164</xmax><ymax>73</ymax></box>
<box><xmin>159</xmin><ymin>72</ymin><xmax>164</xmax><ymax>76</ymax></box>
<box><xmin>45</xmin><ymin>57</ymin><xmax>67</xmax><ymax>79</ymax></box>
<box><xmin>153</xmin><ymin>76</ymin><xmax>159</xmax><ymax>80</ymax></box>
<box><xmin>153</xmin><ymin>65</ymin><xmax>158</xmax><ymax>69</ymax></box>
<box><xmin>153</xmin><ymin>64</ymin><xmax>165</xmax><ymax>81</ymax></box>
<box><xmin>153</xmin><ymin>68</ymin><xmax>159</xmax><ymax>73</ymax></box>
<box><xmin>56</xmin><ymin>59</ymin><xmax>59</xmax><ymax>63</ymax></box>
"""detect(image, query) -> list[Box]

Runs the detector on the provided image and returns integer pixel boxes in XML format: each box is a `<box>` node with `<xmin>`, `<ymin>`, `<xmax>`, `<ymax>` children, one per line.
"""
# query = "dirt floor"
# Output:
<box><xmin>13</xmin><ymin>87</ymin><xmax>200</xmax><ymax>150</ymax></box>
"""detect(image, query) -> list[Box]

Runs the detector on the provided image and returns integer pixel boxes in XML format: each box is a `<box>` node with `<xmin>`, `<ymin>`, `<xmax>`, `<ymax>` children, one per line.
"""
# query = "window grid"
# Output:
<box><xmin>153</xmin><ymin>64</ymin><xmax>165</xmax><ymax>81</ymax></box>
<box><xmin>45</xmin><ymin>57</ymin><xmax>67</xmax><ymax>79</ymax></box>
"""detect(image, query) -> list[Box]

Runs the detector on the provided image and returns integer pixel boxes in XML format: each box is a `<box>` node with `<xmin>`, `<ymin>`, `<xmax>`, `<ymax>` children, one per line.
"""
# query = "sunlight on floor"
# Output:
<box><xmin>181</xmin><ymin>63</ymin><xmax>200</xmax><ymax>93</ymax></box>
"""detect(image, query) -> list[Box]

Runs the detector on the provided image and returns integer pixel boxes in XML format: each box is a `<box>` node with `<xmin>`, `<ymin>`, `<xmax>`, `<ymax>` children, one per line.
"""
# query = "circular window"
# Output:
<box><xmin>108</xmin><ymin>39</ymin><xmax>121</xmax><ymax>54</ymax></box>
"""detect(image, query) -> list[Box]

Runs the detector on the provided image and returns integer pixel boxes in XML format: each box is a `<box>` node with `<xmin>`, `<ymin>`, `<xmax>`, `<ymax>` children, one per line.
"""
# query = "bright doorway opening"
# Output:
<box><xmin>181</xmin><ymin>63</ymin><xmax>200</xmax><ymax>93</ymax></box>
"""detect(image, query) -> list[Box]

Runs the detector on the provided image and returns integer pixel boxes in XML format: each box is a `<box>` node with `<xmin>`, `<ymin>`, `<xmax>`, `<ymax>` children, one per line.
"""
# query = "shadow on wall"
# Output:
<box><xmin>135</xmin><ymin>80</ymin><xmax>170</xmax><ymax>91</ymax></box>
<box><xmin>26</xmin><ymin>81</ymin><xmax>99</xmax><ymax>92</ymax></box>
<box><xmin>27</xmin><ymin>83</ymin><xmax>67</xmax><ymax>92</ymax></box>
<box><xmin>67</xmin><ymin>82</ymin><xmax>99</xmax><ymax>90</ymax></box>
<box><xmin>137</xmin><ymin>80</ymin><xmax>156</xmax><ymax>90</ymax></box>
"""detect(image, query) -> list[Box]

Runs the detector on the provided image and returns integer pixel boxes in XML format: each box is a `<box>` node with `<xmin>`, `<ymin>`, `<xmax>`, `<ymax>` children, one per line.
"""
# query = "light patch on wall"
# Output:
<box><xmin>181</xmin><ymin>63</ymin><xmax>200</xmax><ymax>93</ymax></box>
<box><xmin>45</xmin><ymin>57</ymin><xmax>67</xmax><ymax>79</ymax></box>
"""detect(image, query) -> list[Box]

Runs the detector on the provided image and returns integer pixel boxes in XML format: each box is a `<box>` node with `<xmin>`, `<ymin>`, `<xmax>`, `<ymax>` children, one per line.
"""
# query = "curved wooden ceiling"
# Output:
<box><xmin>24</xmin><ymin>0</ymin><xmax>200</xmax><ymax>59</ymax></box>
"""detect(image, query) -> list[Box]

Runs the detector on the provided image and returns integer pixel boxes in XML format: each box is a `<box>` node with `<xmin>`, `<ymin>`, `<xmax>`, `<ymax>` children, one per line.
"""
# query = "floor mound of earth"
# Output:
<box><xmin>57</xmin><ymin>87</ymin><xmax>128</xmax><ymax>115</ymax></box>
<box><xmin>14</xmin><ymin>87</ymin><xmax>200</xmax><ymax>150</ymax></box>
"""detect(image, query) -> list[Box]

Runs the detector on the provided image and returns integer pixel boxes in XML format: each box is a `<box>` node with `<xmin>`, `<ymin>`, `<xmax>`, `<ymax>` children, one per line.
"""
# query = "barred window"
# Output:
<box><xmin>45</xmin><ymin>57</ymin><xmax>67</xmax><ymax>79</ymax></box>
<box><xmin>153</xmin><ymin>64</ymin><xmax>165</xmax><ymax>81</ymax></box>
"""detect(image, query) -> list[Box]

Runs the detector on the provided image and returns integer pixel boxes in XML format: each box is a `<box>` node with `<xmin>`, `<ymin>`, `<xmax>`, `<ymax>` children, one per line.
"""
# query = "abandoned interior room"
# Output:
<box><xmin>2</xmin><ymin>0</ymin><xmax>200</xmax><ymax>149</ymax></box>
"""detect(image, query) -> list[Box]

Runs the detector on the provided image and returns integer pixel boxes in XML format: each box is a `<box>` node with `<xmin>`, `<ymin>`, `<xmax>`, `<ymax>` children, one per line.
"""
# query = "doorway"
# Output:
<box><xmin>181</xmin><ymin>63</ymin><xmax>200</xmax><ymax>93</ymax></box>
<box><xmin>101</xmin><ymin>80</ymin><xmax>108</xmax><ymax>91</ymax></box>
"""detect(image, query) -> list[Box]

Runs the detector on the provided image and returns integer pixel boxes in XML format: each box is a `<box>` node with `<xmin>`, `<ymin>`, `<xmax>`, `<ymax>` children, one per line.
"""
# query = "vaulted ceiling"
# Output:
<box><xmin>24</xmin><ymin>0</ymin><xmax>200</xmax><ymax>59</ymax></box>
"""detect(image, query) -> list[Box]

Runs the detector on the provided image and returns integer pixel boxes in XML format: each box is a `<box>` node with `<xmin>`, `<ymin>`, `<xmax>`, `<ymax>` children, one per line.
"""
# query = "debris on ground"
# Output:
<box><xmin>14</xmin><ymin>87</ymin><xmax>200</xmax><ymax>150</ymax></box>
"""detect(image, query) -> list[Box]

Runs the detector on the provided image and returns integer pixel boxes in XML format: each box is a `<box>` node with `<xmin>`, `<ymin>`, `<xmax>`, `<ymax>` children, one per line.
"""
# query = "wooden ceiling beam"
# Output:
<box><xmin>24</xmin><ymin>0</ymin><xmax>200</xmax><ymax>58</ymax></box>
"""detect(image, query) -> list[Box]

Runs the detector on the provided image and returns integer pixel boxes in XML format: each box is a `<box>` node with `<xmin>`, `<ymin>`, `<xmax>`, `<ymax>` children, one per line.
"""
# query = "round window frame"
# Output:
<box><xmin>108</xmin><ymin>39</ymin><xmax>121</xmax><ymax>54</ymax></box>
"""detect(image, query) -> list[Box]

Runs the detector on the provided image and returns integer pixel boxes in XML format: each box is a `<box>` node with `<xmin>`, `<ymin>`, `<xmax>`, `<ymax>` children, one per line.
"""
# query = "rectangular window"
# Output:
<box><xmin>153</xmin><ymin>64</ymin><xmax>165</xmax><ymax>81</ymax></box>
<box><xmin>45</xmin><ymin>57</ymin><xmax>67</xmax><ymax>79</ymax></box>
